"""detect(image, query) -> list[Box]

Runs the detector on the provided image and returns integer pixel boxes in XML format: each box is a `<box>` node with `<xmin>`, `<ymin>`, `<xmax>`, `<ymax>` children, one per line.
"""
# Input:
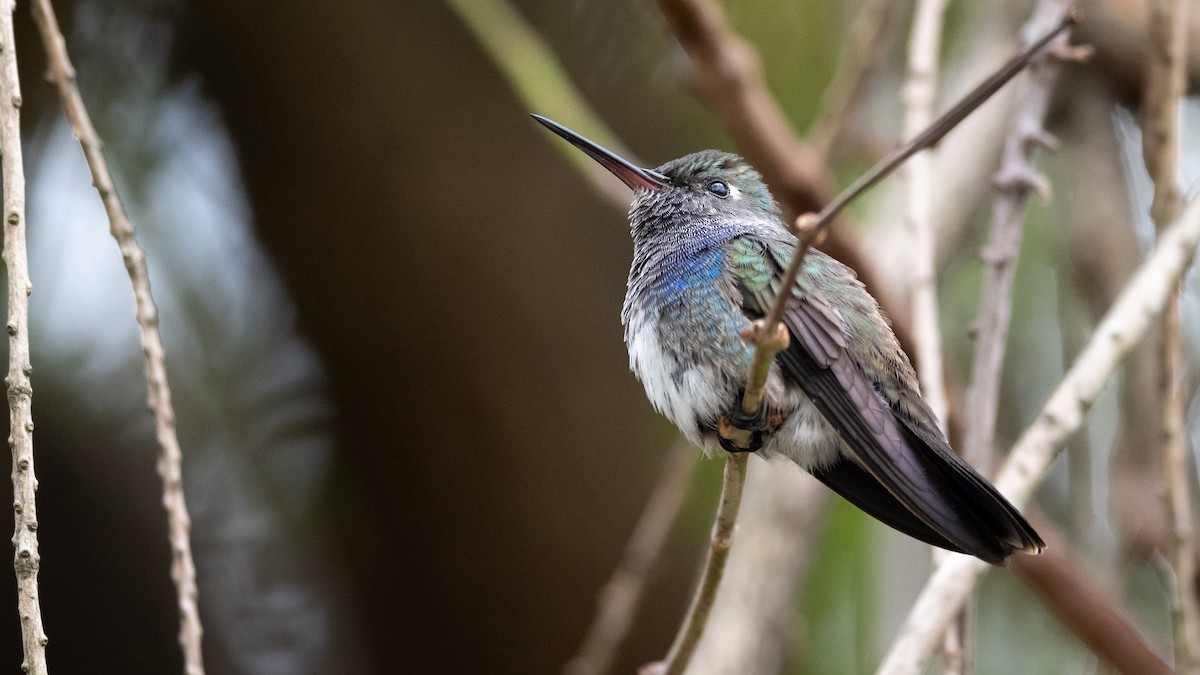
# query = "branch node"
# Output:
<box><xmin>792</xmin><ymin>212</ymin><xmax>823</xmax><ymax>244</ymax></box>
<box><xmin>739</xmin><ymin>319</ymin><xmax>790</xmax><ymax>351</ymax></box>
<box><xmin>1023</xmin><ymin>126</ymin><xmax>1060</xmax><ymax>153</ymax></box>
<box><xmin>992</xmin><ymin>164</ymin><xmax>1052</xmax><ymax>202</ymax></box>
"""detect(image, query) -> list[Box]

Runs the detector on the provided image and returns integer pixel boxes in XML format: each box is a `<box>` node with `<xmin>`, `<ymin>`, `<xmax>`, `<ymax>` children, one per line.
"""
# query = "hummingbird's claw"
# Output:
<box><xmin>716</xmin><ymin>389</ymin><xmax>772</xmax><ymax>453</ymax></box>
<box><xmin>727</xmin><ymin>388</ymin><xmax>771</xmax><ymax>432</ymax></box>
<box><xmin>717</xmin><ymin>428</ymin><xmax>763</xmax><ymax>454</ymax></box>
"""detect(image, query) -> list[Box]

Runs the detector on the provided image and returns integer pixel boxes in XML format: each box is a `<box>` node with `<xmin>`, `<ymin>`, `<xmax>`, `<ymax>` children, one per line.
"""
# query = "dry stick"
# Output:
<box><xmin>876</xmin><ymin>189</ymin><xmax>1200</xmax><ymax>675</ymax></box>
<box><xmin>954</xmin><ymin>2</ymin><xmax>1073</xmax><ymax>670</ymax></box>
<box><xmin>686</xmin><ymin>471</ymin><xmax>829</xmax><ymax>674</ymax></box>
<box><xmin>964</xmin><ymin>0</ymin><xmax>1073</xmax><ymax>501</ymax></box>
<box><xmin>655</xmin><ymin>452</ymin><xmax>748</xmax><ymax>675</ymax></box>
<box><xmin>1143</xmin><ymin>0</ymin><xmax>1200</xmax><ymax>669</ymax></box>
<box><xmin>30</xmin><ymin>2</ymin><xmax>205</xmax><ymax>674</ymax></box>
<box><xmin>0</xmin><ymin>1</ymin><xmax>48</xmax><ymax>672</ymax></box>
<box><xmin>900</xmin><ymin>0</ymin><xmax>960</xmax><ymax>671</ymax></box>
<box><xmin>904</xmin><ymin>0</ymin><xmax>950</xmax><ymax>430</ymax></box>
<box><xmin>651</xmin><ymin>17</ymin><xmax>1078</xmax><ymax>674</ymax></box>
<box><xmin>566</xmin><ymin>436</ymin><xmax>699</xmax><ymax>675</ymax></box>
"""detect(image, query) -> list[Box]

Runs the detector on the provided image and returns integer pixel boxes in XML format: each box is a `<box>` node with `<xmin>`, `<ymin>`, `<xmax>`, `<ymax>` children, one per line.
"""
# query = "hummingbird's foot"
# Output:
<box><xmin>716</xmin><ymin>391</ymin><xmax>769</xmax><ymax>453</ymax></box>
<box><xmin>718</xmin><ymin>430</ymin><xmax>763</xmax><ymax>454</ymax></box>
<box><xmin>726</xmin><ymin>388</ymin><xmax>771</xmax><ymax>432</ymax></box>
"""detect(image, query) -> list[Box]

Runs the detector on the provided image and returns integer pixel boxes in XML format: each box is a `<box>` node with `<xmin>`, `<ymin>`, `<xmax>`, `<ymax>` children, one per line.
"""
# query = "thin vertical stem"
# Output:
<box><xmin>0</xmin><ymin>0</ymin><xmax>48</xmax><ymax>671</ymax></box>
<box><xmin>1144</xmin><ymin>0</ymin><xmax>1200</xmax><ymax>669</ymax></box>
<box><xmin>903</xmin><ymin>0</ymin><xmax>950</xmax><ymax>428</ymax></box>
<box><xmin>30</xmin><ymin>2</ymin><xmax>205</xmax><ymax>672</ymax></box>
<box><xmin>900</xmin><ymin>0</ymin><xmax>960</xmax><ymax>670</ymax></box>
<box><xmin>654</xmin><ymin>453</ymin><xmax>749</xmax><ymax>675</ymax></box>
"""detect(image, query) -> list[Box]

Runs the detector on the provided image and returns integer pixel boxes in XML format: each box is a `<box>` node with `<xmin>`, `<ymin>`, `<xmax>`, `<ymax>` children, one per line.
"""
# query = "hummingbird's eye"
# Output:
<box><xmin>707</xmin><ymin>180</ymin><xmax>730</xmax><ymax>198</ymax></box>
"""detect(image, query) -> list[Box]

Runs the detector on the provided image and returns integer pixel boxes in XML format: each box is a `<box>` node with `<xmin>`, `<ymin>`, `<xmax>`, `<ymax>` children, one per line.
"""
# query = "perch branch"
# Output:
<box><xmin>0</xmin><ymin>0</ymin><xmax>48</xmax><ymax>671</ymax></box>
<box><xmin>651</xmin><ymin>451</ymin><xmax>749</xmax><ymax>675</ymax></box>
<box><xmin>877</xmin><ymin>181</ymin><xmax>1200</xmax><ymax>675</ymax></box>
<box><xmin>736</xmin><ymin>9</ymin><xmax>1077</xmax><ymax>446</ymax></box>
<box><xmin>31</xmin><ymin>2</ymin><xmax>205</xmax><ymax>673</ymax></box>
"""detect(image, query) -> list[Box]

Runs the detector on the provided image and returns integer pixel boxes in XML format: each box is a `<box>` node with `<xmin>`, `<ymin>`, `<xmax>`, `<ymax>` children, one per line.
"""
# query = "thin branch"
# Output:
<box><xmin>954</xmin><ymin>16</ymin><xmax>1082</xmax><ymax>667</ymax></box>
<box><xmin>687</xmin><ymin>470</ymin><xmax>829</xmax><ymax>675</ymax></box>
<box><xmin>962</xmin><ymin>0</ymin><xmax>1071</xmax><ymax>481</ymax></box>
<box><xmin>876</xmin><ymin>184</ymin><xmax>1200</xmax><ymax>675</ymax></box>
<box><xmin>1011</xmin><ymin>517</ymin><xmax>1172</xmax><ymax>675</ymax></box>
<box><xmin>904</xmin><ymin>0</ymin><xmax>950</xmax><ymax>428</ymax></box>
<box><xmin>1143</xmin><ymin>0</ymin><xmax>1200</xmax><ymax>669</ymax></box>
<box><xmin>30</xmin><ymin>2</ymin><xmax>205</xmax><ymax>673</ymax></box>
<box><xmin>649</xmin><ymin>452</ymin><xmax>749</xmax><ymax>675</ymax></box>
<box><xmin>0</xmin><ymin>0</ymin><xmax>48</xmax><ymax>672</ymax></box>
<box><xmin>795</xmin><ymin>8</ymin><xmax>1078</xmax><ymax>245</ymax></box>
<box><xmin>901</xmin><ymin>0</ymin><xmax>958</xmax><ymax>670</ymax></box>
<box><xmin>566</xmin><ymin>436</ymin><xmax>699</xmax><ymax>675</ymax></box>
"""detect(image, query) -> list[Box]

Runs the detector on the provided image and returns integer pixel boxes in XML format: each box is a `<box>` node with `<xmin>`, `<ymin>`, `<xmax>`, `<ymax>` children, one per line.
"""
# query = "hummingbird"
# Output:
<box><xmin>533</xmin><ymin>114</ymin><xmax>1044</xmax><ymax>565</ymax></box>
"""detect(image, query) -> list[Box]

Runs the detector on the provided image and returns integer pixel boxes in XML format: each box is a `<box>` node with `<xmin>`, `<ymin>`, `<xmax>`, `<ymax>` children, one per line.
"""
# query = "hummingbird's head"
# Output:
<box><xmin>646</xmin><ymin>150</ymin><xmax>780</xmax><ymax>221</ymax></box>
<box><xmin>532</xmin><ymin>115</ymin><xmax>783</xmax><ymax>238</ymax></box>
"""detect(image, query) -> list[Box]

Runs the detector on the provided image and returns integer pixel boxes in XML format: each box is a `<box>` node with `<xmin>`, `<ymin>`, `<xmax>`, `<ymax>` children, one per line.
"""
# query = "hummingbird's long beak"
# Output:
<box><xmin>532</xmin><ymin>115</ymin><xmax>669</xmax><ymax>191</ymax></box>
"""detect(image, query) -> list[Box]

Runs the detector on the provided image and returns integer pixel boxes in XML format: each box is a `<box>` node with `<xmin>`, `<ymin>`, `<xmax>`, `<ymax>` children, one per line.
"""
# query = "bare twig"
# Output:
<box><xmin>1011</xmin><ymin>518</ymin><xmax>1172</xmax><ymax>675</ymax></box>
<box><xmin>31</xmin><ymin>2</ymin><xmax>205</xmax><ymax>673</ymax></box>
<box><xmin>650</xmin><ymin>452</ymin><xmax>749</xmax><ymax>675</ymax></box>
<box><xmin>687</xmin><ymin>469</ymin><xmax>829</xmax><ymax>675</ymax></box>
<box><xmin>0</xmin><ymin>1</ymin><xmax>48</xmax><ymax>672</ymax></box>
<box><xmin>566</xmin><ymin>436</ymin><xmax>699</xmax><ymax>675</ymax></box>
<box><xmin>877</xmin><ymin>185</ymin><xmax>1200</xmax><ymax>675</ymax></box>
<box><xmin>938</xmin><ymin>5</ymin><xmax>1071</xmax><ymax>667</ymax></box>
<box><xmin>904</xmin><ymin>0</ymin><xmax>950</xmax><ymax>429</ymax></box>
<box><xmin>963</xmin><ymin>0</ymin><xmax>1071</xmax><ymax>479</ymax></box>
<box><xmin>1142</xmin><ymin>0</ymin><xmax>1200</xmax><ymax>669</ymax></box>
<box><xmin>900</xmin><ymin>0</ymin><xmax>959</xmax><ymax>669</ymax></box>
